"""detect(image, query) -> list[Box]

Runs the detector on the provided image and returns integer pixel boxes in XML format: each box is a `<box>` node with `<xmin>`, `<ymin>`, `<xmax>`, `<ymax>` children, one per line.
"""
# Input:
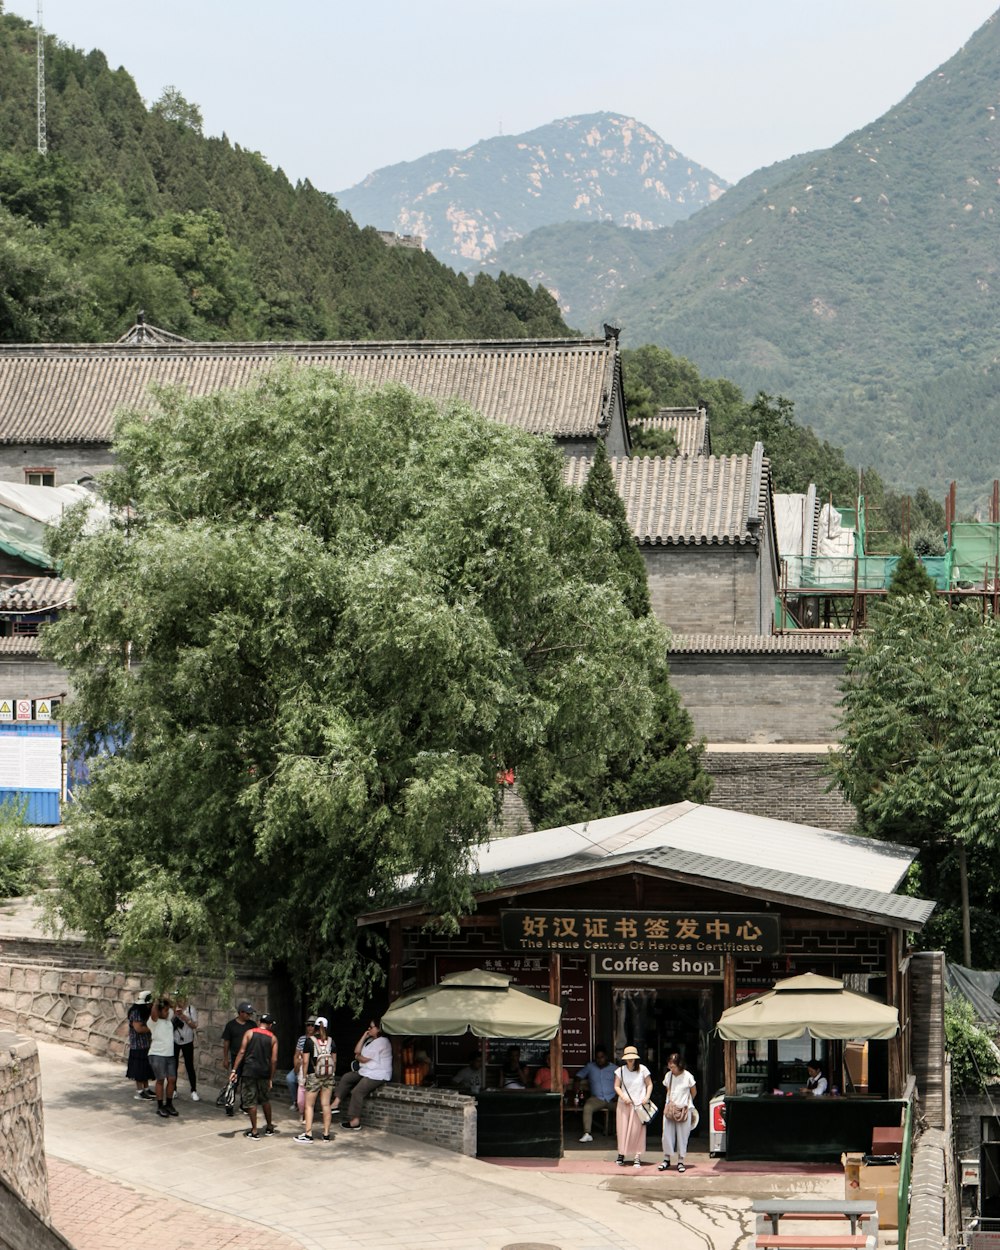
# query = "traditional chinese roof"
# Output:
<box><xmin>0</xmin><ymin>578</ymin><xmax>75</xmax><ymax>613</ymax></box>
<box><xmin>563</xmin><ymin>442</ymin><xmax>772</xmax><ymax>547</ymax></box>
<box><xmin>632</xmin><ymin>406</ymin><xmax>711</xmax><ymax>456</ymax></box>
<box><xmin>0</xmin><ymin>337</ymin><xmax>621</xmax><ymax>446</ymax></box>
<box><xmin>668</xmin><ymin>633</ymin><xmax>851</xmax><ymax>655</ymax></box>
<box><xmin>0</xmin><ymin>635</ymin><xmax>42</xmax><ymax>654</ymax></box>
<box><xmin>359</xmin><ymin>801</ymin><xmax>934</xmax><ymax>931</ymax></box>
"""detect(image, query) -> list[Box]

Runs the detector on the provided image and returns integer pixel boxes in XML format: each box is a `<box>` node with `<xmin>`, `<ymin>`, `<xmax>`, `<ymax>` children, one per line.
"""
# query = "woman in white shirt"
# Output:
<box><xmin>659</xmin><ymin>1052</ymin><xmax>697</xmax><ymax>1172</ymax></box>
<box><xmin>613</xmin><ymin>1045</ymin><xmax>653</xmax><ymax>1168</ymax></box>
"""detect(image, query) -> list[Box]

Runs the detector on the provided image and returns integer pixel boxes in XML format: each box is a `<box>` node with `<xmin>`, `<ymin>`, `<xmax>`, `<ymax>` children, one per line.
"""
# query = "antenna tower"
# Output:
<box><xmin>36</xmin><ymin>1</ymin><xmax>47</xmax><ymax>155</ymax></box>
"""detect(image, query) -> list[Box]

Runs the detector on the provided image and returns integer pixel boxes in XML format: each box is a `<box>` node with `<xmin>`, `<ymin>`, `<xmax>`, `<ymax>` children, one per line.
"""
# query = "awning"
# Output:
<box><xmin>715</xmin><ymin>972</ymin><xmax>900</xmax><ymax>1041</ymax></box>
<box><xmin>380</xmin><ymin>968</ymin><xmax>562</xmax><ymax>1041</ymax></box>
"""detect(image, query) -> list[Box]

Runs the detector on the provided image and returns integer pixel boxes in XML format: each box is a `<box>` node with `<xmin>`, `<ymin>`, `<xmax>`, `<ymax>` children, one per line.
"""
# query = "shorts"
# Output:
<box><xmin>305</xmin><ymin>1072</ymin><xmax>336</xmax><ymax>1094</ymax></box>
<box><xmin>241</xmin><ymin>1076</ymin><xmax>272</xmax><ymax>1109</ymax></box>
<box><xmin>149</xmin><ymin>1054</ymin><xmax>177</xmax><ymax>1080</ymax></box>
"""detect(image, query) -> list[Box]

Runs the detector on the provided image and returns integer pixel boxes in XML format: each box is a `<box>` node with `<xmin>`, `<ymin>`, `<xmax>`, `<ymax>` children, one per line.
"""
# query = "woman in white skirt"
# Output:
<box><xmin>614</xmin><ymin>1045</ymin><xmax>653</xmax><ymax>1168</ymax></box>
<box><xmin>659</xmin><ymin>1052</ymin><xmax>697</xmax><ymax>1172</ymax></box>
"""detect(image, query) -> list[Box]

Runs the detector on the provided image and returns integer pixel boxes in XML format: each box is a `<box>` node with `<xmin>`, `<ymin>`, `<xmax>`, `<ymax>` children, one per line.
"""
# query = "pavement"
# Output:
<box><xmin>36</xmin><ymin>1039</ymin><xmax>852</xmax><ymax>1250</ymax></box>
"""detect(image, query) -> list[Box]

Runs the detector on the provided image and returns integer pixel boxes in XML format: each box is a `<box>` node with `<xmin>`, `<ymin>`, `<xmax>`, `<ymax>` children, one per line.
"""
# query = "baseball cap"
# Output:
<box><xmin>237</xmin><ymin>1001</ymin><xmax>254</xmax><ymax>1014</ymax></box>
<box><xmin>259</xmin><ymin>1013</ymin><xmax>275</xmax><ymax>1025</ymax></box>
<box><xmin>133</xmin><ymin>990</ymin><xmax>153</xmax><ymax>1005</ymax></box>
<box><xmin>305</xmin><ymin>1016</ymin><xmax>317</xmax><ymax>1025</ymax></box>
<box><xmin>314</xmin><ymin>1015</ymin><xmax>329</xmax><ymax>1028</ymax></box>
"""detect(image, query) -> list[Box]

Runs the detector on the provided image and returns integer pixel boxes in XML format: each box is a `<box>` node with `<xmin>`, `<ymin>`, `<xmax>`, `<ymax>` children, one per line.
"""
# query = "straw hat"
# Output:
<box><xmin>621</xmin><ymin>1045</ymin><xmax>640</xmax><ymax>1060</ymax></box>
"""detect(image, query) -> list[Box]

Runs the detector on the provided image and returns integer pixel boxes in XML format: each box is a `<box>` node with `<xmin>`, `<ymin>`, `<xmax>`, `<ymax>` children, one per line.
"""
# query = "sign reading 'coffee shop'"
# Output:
<box><xmin>500</xmin><ymin>909</ymin><xmax>780</xmax><ymax>957</ymax></box>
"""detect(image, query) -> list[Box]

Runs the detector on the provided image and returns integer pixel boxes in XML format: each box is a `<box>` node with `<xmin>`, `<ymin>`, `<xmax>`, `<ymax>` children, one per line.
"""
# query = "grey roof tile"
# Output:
<box><xmin>669</xmin><ymin>633</ymin><xmax>851</xmax><ymax>655</ymax></box>
<box><xmin>632</xmin><ymin>407</ymin><xmax>711</xmax><ymax>455</ymax></box>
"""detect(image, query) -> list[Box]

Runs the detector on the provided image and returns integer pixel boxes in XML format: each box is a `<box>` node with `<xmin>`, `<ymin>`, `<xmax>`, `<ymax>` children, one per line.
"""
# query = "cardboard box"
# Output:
<box><xmin>842</xmin><ymin>1151</ymin><xmax>901</xmax><ymax>1229</ymax></box>
<box><xmin>872</xmin><ymin>1126</ymin><xmax>904</xmax><ymax>1155</ymax></box>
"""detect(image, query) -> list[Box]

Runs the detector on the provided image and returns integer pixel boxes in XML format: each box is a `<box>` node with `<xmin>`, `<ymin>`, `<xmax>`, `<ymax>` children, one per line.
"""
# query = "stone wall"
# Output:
<box><xmin>644</xmin><ymin>545</ymin><xmax>770</xmax><ymax>635</ymax></box>
<box><xmin>364</xmin><ymin>1083</ymin><xmax>477</xmax><ymax>1156</ymax></box>
<box><xmin>0</xmin><ymin>658</ymin><xmax>70</xmax><ymax>700</ymax></box>
<box><xmin>0</xmin><ymin>1033</ymin><xmax>49</xmax><ymax>1222</ymax></box>
<box><xmin>704</xmin><ymin>749</ymin><xmax>856</xmax><ymax>832</ymax></box>
<box><xmin>0</xmin><ymin>937</ymin><xmax>275</xmax><ymax>1094</ymax></box>
<box><xmin>668</xmin><ymin>651</ymin><xmax>846</xmax><ymax>744</ymax></box>
<box><xmin>0</xmin><ymin>445</ymin><xmax>114</xmax><ymax>488</ymax></box>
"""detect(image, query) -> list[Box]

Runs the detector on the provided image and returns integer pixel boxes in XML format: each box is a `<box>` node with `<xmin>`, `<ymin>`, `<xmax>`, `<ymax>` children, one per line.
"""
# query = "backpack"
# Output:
<box><xmin>314</xmin><ymin>1037</ymin><xmax>335</xmax><ymax>1078</ymax></box>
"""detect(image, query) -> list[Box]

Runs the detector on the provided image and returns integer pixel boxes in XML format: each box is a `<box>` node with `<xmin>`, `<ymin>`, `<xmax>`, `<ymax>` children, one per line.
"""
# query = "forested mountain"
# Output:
<box><xmin>335</xmin><ymin>113</ymin><xmax>728</xmax><ymax>271</ymax></box>
<box><xmin>487</xmin><ymin>152</ymin><xmax>817</xmax><ymax>327</ymax></box>
<box><xmin>0</xmin><ymin>12</ymin><xmax>568</xmax><ymax>343</ymax></box>
<box><xmin>603</xmin><ymin>11</ymin><xmax>1000</xmax><ymax>507</ymax></box>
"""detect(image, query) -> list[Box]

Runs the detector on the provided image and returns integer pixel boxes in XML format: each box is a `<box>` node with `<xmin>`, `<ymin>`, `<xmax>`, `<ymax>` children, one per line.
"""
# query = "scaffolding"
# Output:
<box><xmin>777</xmin><ymin>482</ymin><xmax>1000</xmax><ymax>633</ymax></box>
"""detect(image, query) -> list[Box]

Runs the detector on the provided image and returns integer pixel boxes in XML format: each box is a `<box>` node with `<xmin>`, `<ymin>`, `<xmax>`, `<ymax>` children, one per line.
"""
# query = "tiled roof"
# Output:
<box><xmin>0</xmin><ymin>636</ymin><xmax>42</xmax><ymax>654</ymax></box>
<box><xmin>669</xmin><ymin>633</ymin><xmax>851</xmax><ymax>655</ymax></box>
<box><xmin>0</xmin><ymin>338</ymin><xmax>619</xmax><ymax>445</ymax></box>
<box><xmin>632</xmin><ymin>407</ymin><xmax>711</xmax><ymax>455</ymax></box>
<box><xmin>564</xmin><ymin>444</ymin><xmax>770</xmax><ymax>546</ymax></box>
<box><xmin>0</xmin><ymin>578</ymin><xmax>75</xmax><ymax>612</ymax></box>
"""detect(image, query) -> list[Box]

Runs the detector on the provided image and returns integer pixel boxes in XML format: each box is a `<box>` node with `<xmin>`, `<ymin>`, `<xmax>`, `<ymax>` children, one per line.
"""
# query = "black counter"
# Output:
<box><xmin>475</xmin><ymin>1090</ymin><xmax>563</xmax><ymax>1158</ymax></box>
<box><xmin>724</xmin><ymin>1095</ymin><xmax>906</xmax><ymax>1162</ymax></box>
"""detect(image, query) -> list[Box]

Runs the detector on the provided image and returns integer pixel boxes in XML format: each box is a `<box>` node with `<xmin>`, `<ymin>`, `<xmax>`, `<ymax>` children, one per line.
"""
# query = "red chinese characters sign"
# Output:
<box><xmin>500</xmin><ymin>910</ymin><xmax>780</xmax><ymax>956</ymax></box>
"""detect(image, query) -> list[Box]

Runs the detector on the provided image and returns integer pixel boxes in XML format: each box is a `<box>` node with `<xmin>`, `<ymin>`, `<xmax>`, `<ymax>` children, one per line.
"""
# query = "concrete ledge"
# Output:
<box><xmin>907</xmin><ymin>1127</ymin><xmax>946</xmax><ymax>1250</ymax></box>
<box><xmin>364</xmin><ymin>1083</ymin><xmax>477</xmax><ymax>1156</ymax></box>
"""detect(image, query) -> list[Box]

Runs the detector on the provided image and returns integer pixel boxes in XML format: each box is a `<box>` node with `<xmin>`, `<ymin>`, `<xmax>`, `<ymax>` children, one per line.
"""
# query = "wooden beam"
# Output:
<box><xmin>724</xmin><ymin>953</ymin><xmax>736</xmax><ymax>1095</ymax></box>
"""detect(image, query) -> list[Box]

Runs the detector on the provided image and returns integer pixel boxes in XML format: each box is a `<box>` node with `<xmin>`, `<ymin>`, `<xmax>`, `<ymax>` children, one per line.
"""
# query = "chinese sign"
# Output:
<box><xmin>501</xmin><ymin>910</ymin><xmax>780</xmax><ymax>957</ymax></box>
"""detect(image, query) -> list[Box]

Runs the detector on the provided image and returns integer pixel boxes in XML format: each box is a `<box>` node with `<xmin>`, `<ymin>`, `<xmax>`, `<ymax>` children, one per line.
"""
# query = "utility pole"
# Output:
<box><xmin>36</xmin><ymin>1</ymin><xmax>47</xmax><ymax>155</ymax></box>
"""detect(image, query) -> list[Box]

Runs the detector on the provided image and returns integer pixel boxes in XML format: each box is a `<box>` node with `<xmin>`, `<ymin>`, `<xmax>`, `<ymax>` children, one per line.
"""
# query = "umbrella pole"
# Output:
<box><xmin>480</xmin><ymin>1036</ymin><xmax>488</xmax><ymax>1089</ymax></box>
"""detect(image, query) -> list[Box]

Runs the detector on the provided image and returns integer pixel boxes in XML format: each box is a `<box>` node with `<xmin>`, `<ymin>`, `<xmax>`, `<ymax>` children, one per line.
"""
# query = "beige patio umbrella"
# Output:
<box><xmin>381</xmin><ymin>968</ymin><xmax>562</xmax><ymax>1040</ymax></box>
<box><xmin>715</xmin><ymin>972</ymin><xmax>899</xmax><ymax>1041</ymax></box>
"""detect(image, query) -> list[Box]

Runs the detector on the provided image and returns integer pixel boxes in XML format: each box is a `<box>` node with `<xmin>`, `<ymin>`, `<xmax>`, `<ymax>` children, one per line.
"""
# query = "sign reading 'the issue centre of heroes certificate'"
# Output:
<box><xmin>500</xmin><ymin>910</ymin><xmax>781</xmax><ymax>957</ymax></box>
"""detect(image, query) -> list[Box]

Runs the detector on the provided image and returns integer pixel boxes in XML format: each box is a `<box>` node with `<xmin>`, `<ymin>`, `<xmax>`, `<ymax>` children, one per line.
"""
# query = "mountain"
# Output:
<box><xmin>0</xmin><ymin>12</ymin><xmax>569</xmax><ymax>344</ymax></box>
<box><xmin>486</xmin><ymin>152</ymin><xmax>818</xmax><ymax>328</ymax></box>
<box><xmin>601</xmin><ymin>10</ymin><xmax>1000</xmax><ymax>507</ymax></box>
<box><xmin>334</xmin><ymin>112</ymin><xmax>728</xmax><ymax>270</ymax></box>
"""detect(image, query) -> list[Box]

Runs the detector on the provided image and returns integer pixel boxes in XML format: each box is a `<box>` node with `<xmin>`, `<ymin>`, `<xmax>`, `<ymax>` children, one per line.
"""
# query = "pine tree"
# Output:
<box><xmin>581</xmin><ymin>440</ymin><xmax>650</xmax><ymax>619</ymax></box>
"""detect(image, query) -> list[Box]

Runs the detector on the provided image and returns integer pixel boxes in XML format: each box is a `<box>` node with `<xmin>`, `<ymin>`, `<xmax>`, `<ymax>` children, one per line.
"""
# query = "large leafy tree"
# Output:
<box><xmin>45</xmin><ymin>368</ymin><xmax>672</xmax><ymax>1005</ymax></box>
<box><xmin>833</xmin><ymin>595</ymin><xmax>1000</xmax><ymax>966</ymax></box>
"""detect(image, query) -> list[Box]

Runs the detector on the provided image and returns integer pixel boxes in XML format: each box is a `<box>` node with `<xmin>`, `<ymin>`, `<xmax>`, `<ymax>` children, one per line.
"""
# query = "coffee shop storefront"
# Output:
<box><xmin>358</xmin><ymin>801</ymin><xmax>934</xmax><ymax>1159</ymax></box>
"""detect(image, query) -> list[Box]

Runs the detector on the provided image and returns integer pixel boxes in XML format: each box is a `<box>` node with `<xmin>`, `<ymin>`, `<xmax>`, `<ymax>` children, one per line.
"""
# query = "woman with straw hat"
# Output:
<box><xmin>613</xmin><ymin>1045</ymin><xmax>652</xmax><ymax>1168</ymax></box>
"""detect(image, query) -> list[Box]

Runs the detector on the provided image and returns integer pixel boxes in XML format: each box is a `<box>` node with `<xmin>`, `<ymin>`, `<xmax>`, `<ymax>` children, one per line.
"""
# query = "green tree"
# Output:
<box><xmin>886</xmin><ymin>547</ymin><xmax>937</xmax><ymax>599</ymax></box>
<box><xmin>833</xmin><ymin>596</ymin><xmax>1000</xmax><ymax>965</ymax></box>
<box><xmin>945</xmin><ymin>995</ymin><xmax>1000</xmax><ymax>1092</ymax></box>
<box><xmin>44</xmin><ymin>368</ymin><xmax>671</xmax><ymax>1006</ymax></box>
<box><xmin>581</xmin><ymin>440</ymin><xmax>650</xmax><ymax>620</ymax></box>
<box><xmin>151</xmin><ymin>86</ymin><xmax>204</xmax><ymax>135</ymax></box>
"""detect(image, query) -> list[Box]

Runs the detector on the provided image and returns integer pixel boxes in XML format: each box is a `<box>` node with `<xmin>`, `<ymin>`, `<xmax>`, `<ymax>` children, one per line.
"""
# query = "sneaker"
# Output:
<box><xmin>289</xmin><ymin>1104</ymin><xmax>298</xmax><ymax>1113</ymax></box>
<box><xmin>616</xmin><ymin>1154</ymin><xmax>625</xmax><ymax>1166</ymax></box>
<box><xmin>347</xmin><ymin>1124</ymin><xmax>362</xmax><ymax>1131</ymax></box>
<box><xmin>676</xmin><ymin>1162</ymin><xmax>687</xmax><ymax>1173</ymax></box>
<box><xmin>190</xmin><ymin>1091</ymin><xmax>200</xmax><ymax>1102</ymax></box>
<box><xmin>321</xmin><ymin>1133</ymin><xmax>332</xmax><ymax>1142</ymax></box>
<box><xmin>165</xmin><ymin>1104</ymin><xmax>179</xmax><ymax>1117</ymax></box>
<box><xmin>243</xmin><ymin>1129</ymin><xmax>260</xmax><ymax>1139</ymax></box>
<box><xmin>140</xmin><ymin>1089</ymin><xmax>156</xmax><ymax>1100</ymax></box>
<box><xmin>578</xmin><ymin>1133</ymin><xmax>594</xmax><ymax>1143</ymax></box>
<box><xmin>633</xmin><ymin>1159</ymin><xmax>642</xmax><ymax>1169</ymax></box>
<box><xmin>133</xmin><ymin>1091</ymin><xmax>147</xmax><ymax>1100</ymax></box>
<box><xmin>293</xmin><ymin>1133</ymin><xmax>313</xmax><ymax>1144</ymax></box>
<box><xmin>263</xmin><ymin>1125</ymin><xmax>275</xmax><ymax>1136</ymax></box>
<box><xmin>157</xmin><ymin>1107</ymin><xmax>169</xmax><ymax>1118</ymax></box>
<box><xmin>225</xmin><ymin>1108</ymin><xmax>234</xmax><ymax>1117</ymax></box>
<box><xmin>657</xmin><ymin>1160</ymin><xmax>671</xmax><ymax>1172</ymax></box>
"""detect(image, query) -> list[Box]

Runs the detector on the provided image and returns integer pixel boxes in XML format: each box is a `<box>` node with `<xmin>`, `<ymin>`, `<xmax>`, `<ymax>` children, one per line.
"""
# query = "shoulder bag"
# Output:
<box><xmin>665</xmin><ymin>1074</ymin><xmax>689</xmax><ymax>1122</ymax></box>
<box><xmin>619</xmin><ymin>1065</ymin><xmax>658</xmax><ymax>1124</ymax></box>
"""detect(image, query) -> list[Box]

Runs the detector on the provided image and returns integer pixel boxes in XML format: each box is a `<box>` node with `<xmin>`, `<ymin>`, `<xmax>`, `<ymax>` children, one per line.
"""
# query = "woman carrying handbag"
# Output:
<box><xmin>613</xmin><ymin>1045</ymin><xmax>653</xmax><ymax>1169</ymax></box>
<box><xmin>659</xmin><ymin>1052</ymin><xmax>697</xmax><ymax>1173</ymax></box>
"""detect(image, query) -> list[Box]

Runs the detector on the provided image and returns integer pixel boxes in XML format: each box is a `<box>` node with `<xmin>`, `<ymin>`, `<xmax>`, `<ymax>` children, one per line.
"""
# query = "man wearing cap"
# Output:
<box><xmin>287</xmin><ymin>1016</ymin><xmax>317</xmax><ymax>1113</ymax></box>
<box><xmin>229</xmin><ymin>1012</ymin><xmax>279</xmax><ymax>1140</ymax></box>
<box><xmin>221</xmin><ymin>1001</ymin><xmax>255</xmax><ymax>1118</ymax></box>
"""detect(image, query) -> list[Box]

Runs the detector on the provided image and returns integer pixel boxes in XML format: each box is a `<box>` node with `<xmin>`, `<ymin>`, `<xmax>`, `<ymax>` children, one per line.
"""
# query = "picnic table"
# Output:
<box><xmin>752</xmin><ymin>1198</ymin><xmax>879</xmax><ymax>1250</ymax></box>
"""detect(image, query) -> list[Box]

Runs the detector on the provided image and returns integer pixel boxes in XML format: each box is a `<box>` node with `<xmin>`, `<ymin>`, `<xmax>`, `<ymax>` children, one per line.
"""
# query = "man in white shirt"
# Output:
<box><xmin>332</xmin><ymin>1017</ymin><xmax>392</xmax><ymax>1131</ymax></box>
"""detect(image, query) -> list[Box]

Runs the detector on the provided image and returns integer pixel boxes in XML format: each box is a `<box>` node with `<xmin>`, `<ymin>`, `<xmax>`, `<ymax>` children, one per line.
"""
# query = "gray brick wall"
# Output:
<box><xmin>668</xmin><ymin>652</ymin><xmax>847</xmax><ymax>744</ymax></box>
<box><xmin>0</xmin><ymin>446</ymin><xmax>113</xmax><ymax>488</ymax></box>
<box><xmin>0</xmin><ymin>659</ymin><xmax>70</xmax><ymax>700</ymax></box>
<box><xmin>363</xmin><ymin>1084</ymin><xmax>477</xmax><ymax>1156</ymax></box>
<box><xmin>644</xmin><ymin>545</ymin><xmax>767</xmax><ymax>634</ymax></box>
<box><xmin>704</xmin><ymin>749</ymin><xmax>856</xmax><ymax>832</ymax></box>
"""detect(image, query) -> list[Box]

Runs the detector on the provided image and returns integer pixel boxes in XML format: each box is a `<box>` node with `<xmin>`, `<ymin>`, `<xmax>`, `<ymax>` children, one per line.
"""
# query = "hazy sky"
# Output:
<box><xmin>6</xmin><ymin>1</ymin><xmax>999</xmax><ymax>191</ymax></box>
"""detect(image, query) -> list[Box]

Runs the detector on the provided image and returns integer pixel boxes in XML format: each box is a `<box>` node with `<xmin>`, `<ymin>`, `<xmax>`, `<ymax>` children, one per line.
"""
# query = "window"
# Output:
<box><xmin>24</xmin><ymin>468</ymin><xmax>55</xmax><ymax>487</ymax></box>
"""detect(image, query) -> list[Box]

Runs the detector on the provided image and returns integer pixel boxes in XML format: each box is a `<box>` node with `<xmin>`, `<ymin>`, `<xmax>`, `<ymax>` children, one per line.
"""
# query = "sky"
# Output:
<box><xmin>5</xmin><ymin>1</ymin><xmax>999</xmax><ymax>192</ymax></box>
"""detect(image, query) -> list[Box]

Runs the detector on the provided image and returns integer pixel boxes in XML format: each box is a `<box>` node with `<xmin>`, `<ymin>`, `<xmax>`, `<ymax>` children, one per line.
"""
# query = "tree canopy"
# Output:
<box><xmin>45</xmin><ymin>368</ymin><xmax>678</xmax><ymax>1005</ymax></box>
<box><xmin>833</xmin><ymin>596</ymin><xmax>1000</xmax><ymax>965</ymax></box>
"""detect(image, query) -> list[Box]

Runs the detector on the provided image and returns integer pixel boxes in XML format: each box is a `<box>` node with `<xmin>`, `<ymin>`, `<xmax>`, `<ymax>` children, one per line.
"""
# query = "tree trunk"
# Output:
<box><xmin>959</xmin><ymin>840</ymin><xmax>972</xmax><ymax>967</ymax></box>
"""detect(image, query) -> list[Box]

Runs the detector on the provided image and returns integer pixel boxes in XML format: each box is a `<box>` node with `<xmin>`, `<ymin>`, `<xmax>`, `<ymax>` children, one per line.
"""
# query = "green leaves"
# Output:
<box><xmin>47</xmin><ymin>369</ymin><xmax>673</xmax><ymax>1005</ymax></box>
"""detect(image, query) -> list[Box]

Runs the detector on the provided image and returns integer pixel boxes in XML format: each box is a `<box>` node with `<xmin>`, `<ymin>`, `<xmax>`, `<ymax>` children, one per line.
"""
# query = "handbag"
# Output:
<box><xmin>635</xmin><ymin>1099</ymin><xmax>659</xmax><ymax>1124</ymax></box>
<box><xmin>665</xmin><ymin>1073</ymin><xmax>690</xmax><ymax>1121</ymax></box>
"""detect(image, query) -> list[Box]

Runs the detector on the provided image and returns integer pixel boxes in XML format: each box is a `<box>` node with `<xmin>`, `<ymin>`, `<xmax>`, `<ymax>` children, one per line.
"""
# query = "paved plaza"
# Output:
<box><xmin>37</xmin><ymin>1039</ymin><xmax>850</xmax><ymax>1250</ymax></box>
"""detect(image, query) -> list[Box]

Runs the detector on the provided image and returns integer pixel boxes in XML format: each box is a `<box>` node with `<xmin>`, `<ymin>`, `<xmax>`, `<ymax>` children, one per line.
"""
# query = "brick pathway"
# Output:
<box><xmin>48</xmin><ymin>1157</ymin><xmax>304</xmax><ymax>1250</ymax></box>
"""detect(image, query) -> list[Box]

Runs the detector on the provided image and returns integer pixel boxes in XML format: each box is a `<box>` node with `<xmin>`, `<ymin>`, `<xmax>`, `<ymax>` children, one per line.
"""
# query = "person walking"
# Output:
<box><xmin>332</xmin><ymin>1017</ymin><xmax>392</xmax><ymax>1131</ymax></box>
<box><xmin>229</xmin><ymin>1012</ymin><xmax>279</xmax><ymax>1140</ymax></box>
<box><xmin>574</xmin><ymin>1045</ymin><xmax>616</xmax><ymax>1142</ymax></box>
<box><xmin>658</xmin><ymin>1052</ymin><xmax>697</xmax><ymax>1173</ymax></box>
<box><xmin>148</xmin><ymin>995</ymin><xmax>179</xmax><ymax>1119</ymax></box>
<box><xmin>126</xmin><ymin>990</ymin><xmax>155</xmax><ymax>1100</ymax></box>
<box><xmin>287</xmin><ymin>1016</ymin><xmax>316</xmax><ymax>1114</ymax></box>
<box><xmin>221</xmin><ymin>1002</ymin><xmax>255</xmax><ymax>1118</ymax></box>
<box><xmin>293</xmin><ymin>1017</ymin><xmax>337</xmax><ymax>1143</ymax></box>
<box><xmin>172</xmin><ymin>995</ymin><xmax>200</xmax><ymax>1101</ymax></box>
<box><xmin>614</xmin><ymin>1045</ymin><xmax>652</xmax><ymax>1169</ymax></box>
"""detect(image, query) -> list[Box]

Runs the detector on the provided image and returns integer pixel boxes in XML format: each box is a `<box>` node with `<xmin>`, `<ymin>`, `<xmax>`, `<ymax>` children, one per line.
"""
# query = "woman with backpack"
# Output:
<box><xmin>294</xmin><ymin>1017</ymin><xmax>337</xmax><ymax>1143</ymax></box>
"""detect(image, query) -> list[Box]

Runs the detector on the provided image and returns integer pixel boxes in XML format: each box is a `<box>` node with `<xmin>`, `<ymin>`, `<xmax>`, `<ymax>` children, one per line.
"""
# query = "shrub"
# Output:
<box><xmin>945</xmin><ymin>994</ymin><xmax>1000</xmax><ymax>1092</ymax></box>
<box><xmin>0</xmin><ymin>800</ymin><xmax>48</xmax><ymax>898</ymax></box>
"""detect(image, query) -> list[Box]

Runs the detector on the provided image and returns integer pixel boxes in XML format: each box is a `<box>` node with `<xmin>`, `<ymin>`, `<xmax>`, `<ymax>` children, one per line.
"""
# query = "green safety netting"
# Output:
<box><xmin>782</xmin><ymin>551</ymin><xmax>954</xmax><ymax>598</ymax></box>
<box><xmin>949</xmin><ymin>523</ymin><xmax>1000</xmax><ymax>586</ymax></box>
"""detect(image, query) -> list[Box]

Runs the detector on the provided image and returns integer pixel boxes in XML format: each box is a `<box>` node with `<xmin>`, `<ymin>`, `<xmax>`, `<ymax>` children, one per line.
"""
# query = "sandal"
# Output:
<box><xmin>676</xmin><ymin>1161</ymin><xmax>686</xmax><ymax>1173</ymax></box>
<box><xmin>657</xmin><ymin>1160</ymin><xmax>671</xmax><ymax>1171</ymax></box>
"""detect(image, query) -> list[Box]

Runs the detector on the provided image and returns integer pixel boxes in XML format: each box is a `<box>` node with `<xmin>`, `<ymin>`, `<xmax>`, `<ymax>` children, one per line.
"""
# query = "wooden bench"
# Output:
<box><xmin>752</xmin><ymin>1198</ymin><xmax>879</xmax><ymax>1246</ymax></box>
<box><xmin>755</xmin><ymin>1236</ymin><xmax>874</xmax><ymax>1250</ymax></box>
